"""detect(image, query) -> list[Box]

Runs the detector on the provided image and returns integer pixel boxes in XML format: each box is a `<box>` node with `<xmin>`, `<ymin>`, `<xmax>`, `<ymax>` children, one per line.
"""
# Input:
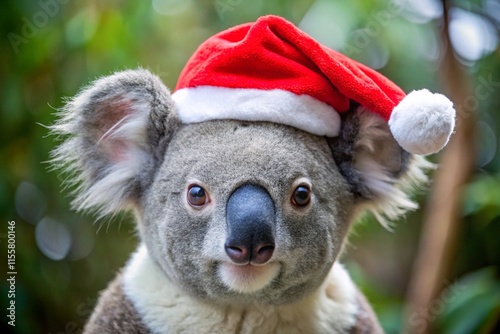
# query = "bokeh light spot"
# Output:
<box><xmin>15</xmin><ymin>181</ymin><xmax>47</xmax><ymax>224</ymax></box>
<box><xmin>35</xmin><ymin>217</ymin><xmax>72</xmax><ymax>261</ymax></box>
<box><xmin>67</xmin><ymin>220</ymin><xmax>95</xmax><ymax>261</ymax></box>
<box><xmin>152</xmin><ymin>0</ymin><xmax>191</xmax><ymax>16</ymax></box>
<box><xmin>449</xmin><ymin>8</ymin><xmax>499</xmax><ymax>62</ymax></box>
<box><xmin>476</xmin><ymin>121</ymin><xmax>497</xmax><ymax>167</ymax></box>
<box><xmin>299</xmin><ymin>0</ymin><xmax>354</xmax><ymax>51</ymax></box>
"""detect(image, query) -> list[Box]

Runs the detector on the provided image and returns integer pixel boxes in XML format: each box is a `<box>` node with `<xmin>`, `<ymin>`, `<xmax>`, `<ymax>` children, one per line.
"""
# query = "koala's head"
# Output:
<box><xmin>52</xmin><ymin>16</ymin><xmax>455</xmax><ymax>307</ymax></box>
<box><xmin>51</xmin><ymin>69</ymin><xmax>432</xmax><ymax>305</ymax></box>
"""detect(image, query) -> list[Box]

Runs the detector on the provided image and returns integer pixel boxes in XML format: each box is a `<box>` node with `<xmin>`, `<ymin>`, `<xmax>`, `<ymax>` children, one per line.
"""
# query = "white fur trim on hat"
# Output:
<box><xmin>172</xmin><ymin>86</ymin><xmax>341</xmax><ymax>137</ymax></box>
<box><xmin>389</xmin><ymin>89</ymin><xmax>455</xmax><ymax>155</ymax></box>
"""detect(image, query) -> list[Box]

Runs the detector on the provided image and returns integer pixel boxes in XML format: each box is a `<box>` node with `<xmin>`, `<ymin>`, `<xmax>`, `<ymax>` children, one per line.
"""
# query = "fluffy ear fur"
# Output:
<box><xmin>51</xmin><ymin>69</ymin><xmax>178</xmax><ymax>217</ymax></box>
<box><xmin>329</xmin><ymin>106</ymin><xmax>433</xmax><ymax>226</ymax></box>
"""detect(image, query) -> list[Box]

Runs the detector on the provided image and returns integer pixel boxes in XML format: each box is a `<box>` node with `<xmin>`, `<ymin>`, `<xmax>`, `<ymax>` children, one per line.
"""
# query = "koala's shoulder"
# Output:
<box><xmin>349</xmin><ymin>288</ymin><xmax>384</xmax><ymax>334</ymax></box>
<box><xmin>83</xmin><ymin>273</ymin><xmax>151</xmax><ymax>334</ymax></box>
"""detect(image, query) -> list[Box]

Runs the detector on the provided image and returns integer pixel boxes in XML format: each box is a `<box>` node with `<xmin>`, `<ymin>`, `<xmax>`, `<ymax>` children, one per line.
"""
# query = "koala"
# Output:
<box><xmin>51</xmin><ymin>15</ymin><xmax>454</xmax><ymax>334</ymax></box>
<box><xmin>51</xmin><ymin>68</ymin><xmax>430</xmax><ymax>333</ymax></box>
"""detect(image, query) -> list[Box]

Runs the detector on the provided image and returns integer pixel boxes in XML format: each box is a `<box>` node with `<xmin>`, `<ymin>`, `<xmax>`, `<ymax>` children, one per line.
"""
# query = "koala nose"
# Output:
<box><xmin>225</xmin><ymin>184</ymin><xmax>275</xmax><ymax>265</ymax></box>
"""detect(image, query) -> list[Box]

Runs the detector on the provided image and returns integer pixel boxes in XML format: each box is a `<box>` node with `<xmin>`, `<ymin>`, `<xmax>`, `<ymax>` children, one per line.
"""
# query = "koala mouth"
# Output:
<box><xmin>217</xmin><ymin>262</ymin><xmax>280</xmax><ymax>293</ymax></box>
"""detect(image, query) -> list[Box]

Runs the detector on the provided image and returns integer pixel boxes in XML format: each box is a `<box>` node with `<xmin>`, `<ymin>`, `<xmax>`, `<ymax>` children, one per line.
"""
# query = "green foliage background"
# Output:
<box><xmin>0</xmin><ymin>0</ymin><xmax>499</xmax><ymax>333</ymax></box>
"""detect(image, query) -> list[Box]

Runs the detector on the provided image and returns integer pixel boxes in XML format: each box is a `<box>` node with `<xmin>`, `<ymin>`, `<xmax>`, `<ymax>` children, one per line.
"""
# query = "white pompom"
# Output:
<box><xmin>388</xmin><ymin>89</ymin><xmax>455</xmax><ymax>155</ymax></box>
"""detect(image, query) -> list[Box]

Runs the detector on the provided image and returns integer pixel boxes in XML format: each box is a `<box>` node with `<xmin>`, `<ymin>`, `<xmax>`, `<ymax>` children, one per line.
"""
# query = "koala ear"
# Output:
<box><xmin>51</xmin><ymin>69</ymin><xmax>178</xmax><ymax>217</ymax></box>
<box><xmin>329</xmin><ymin>107</ymin><xmax>433</xmax><ymax>226</ymax></box>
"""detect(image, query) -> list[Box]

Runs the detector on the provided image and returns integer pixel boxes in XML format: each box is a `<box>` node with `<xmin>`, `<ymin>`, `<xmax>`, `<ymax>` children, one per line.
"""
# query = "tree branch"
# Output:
<box><xmin>402</xmin><ymin>0</ymin><xmax>476</xmax><ymax>333</ymax></box>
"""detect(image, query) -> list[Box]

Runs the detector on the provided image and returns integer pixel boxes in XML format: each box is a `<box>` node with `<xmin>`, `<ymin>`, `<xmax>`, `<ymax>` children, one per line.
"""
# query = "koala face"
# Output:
<box><xmin>52</xmin><ymin>69</ymin><xmax>427</xmax><ymax>308</ymax></box>
<box><xmin>140</xmin><ymin>121</ymin><xmax>354</xmax><ymax>305</ymax></box>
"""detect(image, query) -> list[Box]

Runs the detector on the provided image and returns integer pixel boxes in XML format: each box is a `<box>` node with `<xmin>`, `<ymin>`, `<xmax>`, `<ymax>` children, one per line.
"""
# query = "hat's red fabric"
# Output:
<box><xmin>173</xmin><ymin>15</ymin><xmax>455</xmax><ymax>155</ymax></box>
<box><xmin>175</xmin><ymin>15</ymin><xmax>405</xmax><ymax>121</ymax></box>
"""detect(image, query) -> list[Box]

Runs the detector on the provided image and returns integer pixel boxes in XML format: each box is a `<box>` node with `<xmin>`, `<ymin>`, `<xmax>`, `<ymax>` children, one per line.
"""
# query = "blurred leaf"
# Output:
<box><xmin>438</xmin><ymin>267</ymin><xmax>500</xmax><ymax>334</ymax></box>
<box><xmin>463</xmin><ymin>174</ymin><xmax>500</xmax><ymax>223</ymax></box>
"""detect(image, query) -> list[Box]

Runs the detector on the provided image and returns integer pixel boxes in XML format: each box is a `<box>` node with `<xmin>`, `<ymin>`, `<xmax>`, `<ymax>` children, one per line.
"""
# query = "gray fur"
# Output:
<box><xmin>329</xmin><ymin>107</ymin><xmax>432</xmax><ymax>226</ymax></box>
<box><xmin>350</xmin><ymin>288</ymin><xmax>384</xmax><ymax>334</ymax></box>
<box><xmin>51</xmin><ymin>69</ymin><xmax>431</xmax><ymax>332</ymax></box>
<box><xmin>141</xmin><ymin>120</ymin><xmax>354</xmax><ymax>305</ymax></box>
<box><xmin>84</xmin><ymin>273</ymin><xmax>150</xmax><ymax>333</ymax></box>
<box><xmin>50</xmin><ymin>69</ymin><xmax>178</xmax><ymax>217</ymax></box>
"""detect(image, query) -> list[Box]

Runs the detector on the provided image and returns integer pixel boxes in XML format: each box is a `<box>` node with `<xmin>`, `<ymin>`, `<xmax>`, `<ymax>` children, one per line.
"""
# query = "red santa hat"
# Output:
<box><xmin>172</xmin><ymin>15</ymin><xmax>455</xmax><ymax>155</ymax></box>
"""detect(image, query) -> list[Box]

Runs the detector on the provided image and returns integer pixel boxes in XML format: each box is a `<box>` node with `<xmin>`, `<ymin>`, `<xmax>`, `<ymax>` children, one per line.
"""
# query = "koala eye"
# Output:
<box><xmin>291</xmin><ymin>185</ymin><xmax>311</xmax><ymax>207</ymax></box>
<box><xmin>187</xmin><ymin>185</ymin><xmax>208</xmax><ymax>207</ymax></box>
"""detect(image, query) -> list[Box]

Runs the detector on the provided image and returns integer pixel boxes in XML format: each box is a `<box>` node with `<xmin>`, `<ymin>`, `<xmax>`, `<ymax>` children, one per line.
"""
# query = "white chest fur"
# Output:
<box><xmin>123</xmin><ymin>245</ymin><xmax>359</xmax><ymax>334</ymax></box>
